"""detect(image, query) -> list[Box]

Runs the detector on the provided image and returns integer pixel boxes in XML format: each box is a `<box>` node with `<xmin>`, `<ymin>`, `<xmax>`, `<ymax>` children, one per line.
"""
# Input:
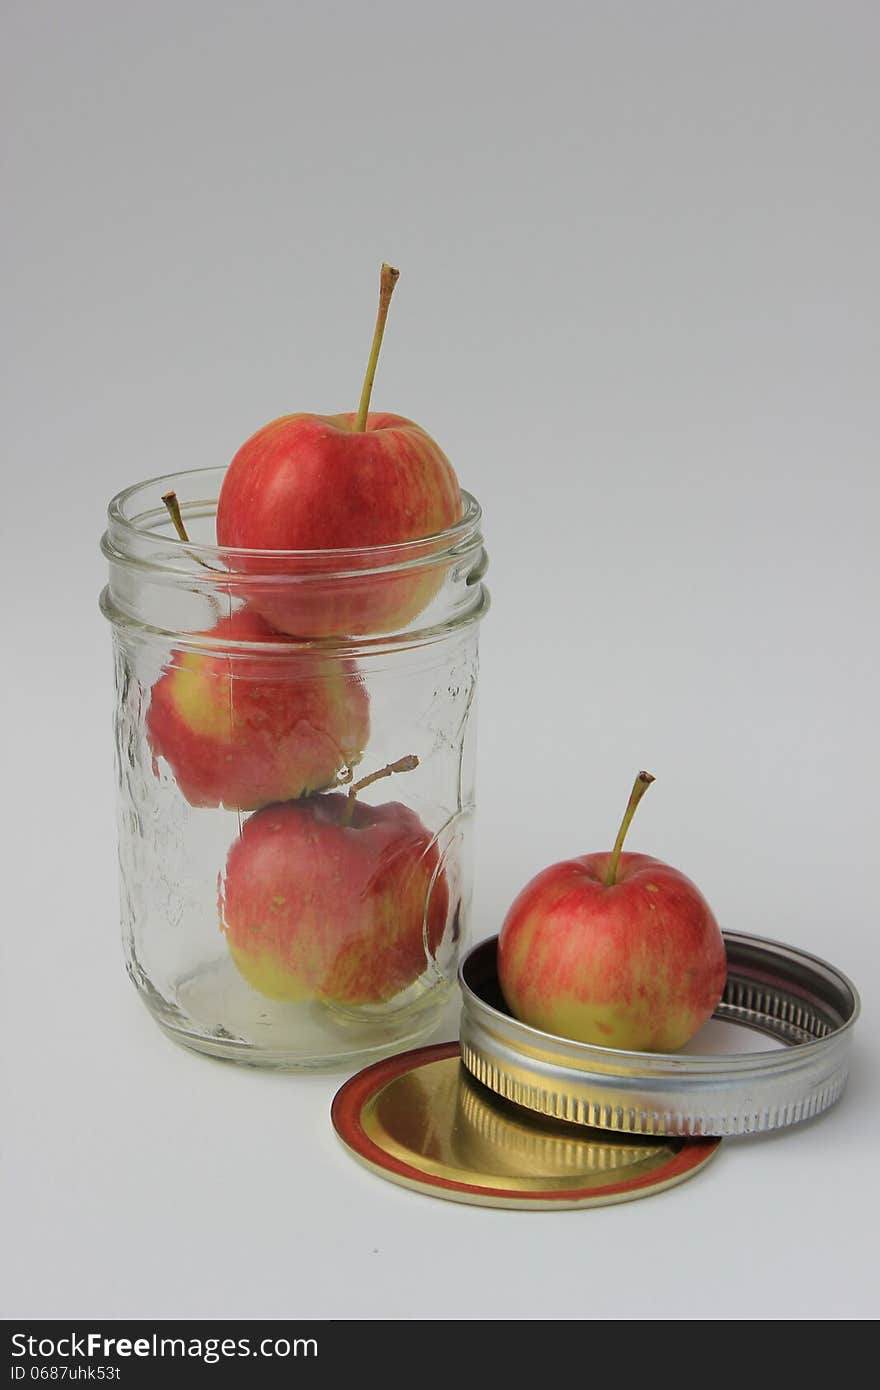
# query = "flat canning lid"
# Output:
<box><xmin>458</xmin><ymin>931</ymin><xmax>860</xmax><ymax>1137</ymax></box>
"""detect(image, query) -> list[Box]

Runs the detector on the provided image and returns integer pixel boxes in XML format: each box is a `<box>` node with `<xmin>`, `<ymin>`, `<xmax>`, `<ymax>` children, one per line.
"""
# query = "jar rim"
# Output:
<box><xmin>106</xmin><ymin>465</ymin><xmax>482</xmax><ymax>566</ymax></box>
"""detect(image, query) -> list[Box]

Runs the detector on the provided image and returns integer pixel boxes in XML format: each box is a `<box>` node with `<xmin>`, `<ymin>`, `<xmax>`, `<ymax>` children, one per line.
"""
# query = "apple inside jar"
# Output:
<box><xmin>219</xmin><ymin>756</ymin><xmax>449</xmax><ymax>1009</ymax></box>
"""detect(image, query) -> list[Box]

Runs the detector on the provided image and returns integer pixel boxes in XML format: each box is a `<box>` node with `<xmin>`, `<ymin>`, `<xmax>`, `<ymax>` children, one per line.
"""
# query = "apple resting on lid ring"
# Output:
<box><xmin>497</xmin><ymin>773</ymin><xmax>727</xmax><ymax>1052</ymax></box>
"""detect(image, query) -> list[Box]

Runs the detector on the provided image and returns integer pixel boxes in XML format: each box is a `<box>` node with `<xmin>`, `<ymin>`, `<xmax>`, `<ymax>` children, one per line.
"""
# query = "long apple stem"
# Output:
<box><xmin>162</xmin><ymin>490</ymin><xmax>191</xmax><ymax>543</ymax></box>
<box><xmin>605</xmin><ymin>771</ymin><xmax>655</xmax><ymax>886</ymax></box>
<box><xmin>354</xmin><ymin>262</ymin><xmax>400</xmax><ymax>432</ymax></box>
<box><xmin>342</xmin><ymin>754</ymin><xmax>418</xmax><ymax>826</ymax></box>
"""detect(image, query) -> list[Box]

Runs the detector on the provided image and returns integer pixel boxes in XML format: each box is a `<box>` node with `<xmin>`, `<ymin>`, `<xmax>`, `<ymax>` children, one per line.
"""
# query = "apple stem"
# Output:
<box><xmin>342</xmin><ymin>754</ymin><xmax>419</xmax><ymax>826</ymax></box>
<box><xmin>161</xmin><ymin>490</ymin><xmax>218</xmax><ymax>572</ymax></box>
<box><xmin>162</xmin><ymin>490</ymin><xmax>191</xmax><ymax>543</ymax></box>
<box><xmin>354</xmin><ymin>262</ymin><xmax>400</xmax><ymax>432</ymax></box>
<box><xmin>349</xmin><ymin>754</ymin><xmax>418</xmax><ymax>799</ymax></box>
<box><xmin>604</xmin><ymin>771</ymin><xmax>656</xmax><ymax>887</ymax></box>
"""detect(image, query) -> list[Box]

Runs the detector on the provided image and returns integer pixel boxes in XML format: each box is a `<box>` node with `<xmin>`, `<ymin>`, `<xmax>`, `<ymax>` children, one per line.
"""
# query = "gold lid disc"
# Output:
<box><xmin>332</xmin><ymin>1042</ymin><xmax>720</xmax><ymax>1209</ymax></box>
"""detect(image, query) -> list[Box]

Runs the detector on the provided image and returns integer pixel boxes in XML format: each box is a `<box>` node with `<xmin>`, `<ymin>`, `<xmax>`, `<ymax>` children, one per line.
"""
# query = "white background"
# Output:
<box><xmin>3</xmin><ymin>0</ymin><xmax>878</xmax><ymax>1319</ymax></box>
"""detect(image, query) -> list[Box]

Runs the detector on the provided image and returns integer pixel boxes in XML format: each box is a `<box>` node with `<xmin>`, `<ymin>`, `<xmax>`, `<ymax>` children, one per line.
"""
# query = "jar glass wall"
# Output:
<box><xmin>100</xmin><ymin>467</ymin><xmax>488</xmax><ymax>1067</ymax></box>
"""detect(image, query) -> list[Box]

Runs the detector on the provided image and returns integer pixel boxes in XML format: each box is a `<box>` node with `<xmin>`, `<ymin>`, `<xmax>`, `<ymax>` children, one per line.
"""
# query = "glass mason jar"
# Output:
<box><xmin>100</xmin><ymin>467</ymin><xmax>488</xmax><ymax>1068</ymax></box>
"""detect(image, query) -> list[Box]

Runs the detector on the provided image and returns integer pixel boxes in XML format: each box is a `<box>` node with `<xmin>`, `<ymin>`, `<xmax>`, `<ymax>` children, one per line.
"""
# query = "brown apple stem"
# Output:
<box><xmin>162</xmin><ymin>490</ymin><xmax>191</xmax><ymax>543</ymax></box>
<box><xmin>342</xmin><ymin>754</ymin><xmax>419</xmax><ymax>825</ymax></box>
<box><xmin>605</xmin><ymin>771</ymin><xmax>656</xmax><ymax>887</ymax></box>
<box><xmin>349</xmin><ymin>754</ymin><xmax>418</xmax><ymax>799</ymax></box>
<box><xmin>354</xmin><ymin>262</ymin><xmax>400</xmax><ymax>432</ymax></box>
<box><xmin>161</xmin><ymin>490</ymin><xmax>217</xmax><ymax>572</ymax></box>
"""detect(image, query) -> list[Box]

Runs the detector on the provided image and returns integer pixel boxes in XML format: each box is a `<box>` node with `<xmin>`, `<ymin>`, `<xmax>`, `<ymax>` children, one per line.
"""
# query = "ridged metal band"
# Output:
<box><xmin>458</xmin><ymin>932</ymin><xmax>860</xmax><ymax>1137</ymax></box>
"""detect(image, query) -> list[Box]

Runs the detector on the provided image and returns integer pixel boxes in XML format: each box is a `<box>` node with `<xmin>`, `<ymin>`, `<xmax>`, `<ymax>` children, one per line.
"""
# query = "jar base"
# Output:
<box><xmin>136</xmin><ymin>954</ymin><xmax>456</xmax><ymax>1071</ymax></box>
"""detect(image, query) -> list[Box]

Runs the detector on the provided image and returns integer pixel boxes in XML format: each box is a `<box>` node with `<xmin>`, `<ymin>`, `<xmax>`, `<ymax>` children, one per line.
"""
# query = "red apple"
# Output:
<box><xmin>146</xmin><ymin>606</ymin><xmax>369</xmax><ymax>811</ymax></box>
<box><xmin>497</xmin><ymin>773</ymin><xmax>727</xmax><ymax>1052</ymax></box>
<box><xmin>215</xmin><ymin>265</ymin><xmax>462</xmax><ymax>637</ymax></box>
<box><xmin>220</xmin><ymin>758</ymin><xmax>448</xmax><ymax>1006</ymax></box>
